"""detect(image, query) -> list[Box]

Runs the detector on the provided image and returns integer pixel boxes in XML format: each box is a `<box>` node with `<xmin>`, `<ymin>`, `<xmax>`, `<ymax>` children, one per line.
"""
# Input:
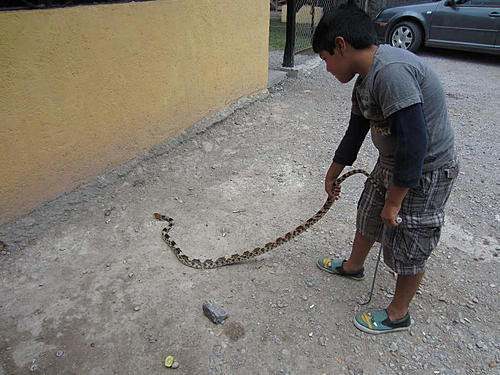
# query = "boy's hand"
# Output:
<box><xmin>381</xmin><ymin>202</ymin><xmax>401</xmax><ymax>227</ymax></box>
<box><xmin>327</xmin><ymin>183</ymin><xmax>342</xmax><ymax>201</ymax></box>
<box><xmin>382</xmin><ymin>184</ymin><xmax>409</xmax><ymax>227</ymax></box>
<box><xmin>325</xmin><ymin>162</ymin><xmax>345</xmax><ymax>200</ymax></box>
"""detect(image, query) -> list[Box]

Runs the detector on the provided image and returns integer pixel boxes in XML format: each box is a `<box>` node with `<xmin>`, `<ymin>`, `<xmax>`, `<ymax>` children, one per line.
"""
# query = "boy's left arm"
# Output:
<box><xmin>382</xmin><ymin>103</ymin><xmax>428</xmax><ymax>227</ymax></box>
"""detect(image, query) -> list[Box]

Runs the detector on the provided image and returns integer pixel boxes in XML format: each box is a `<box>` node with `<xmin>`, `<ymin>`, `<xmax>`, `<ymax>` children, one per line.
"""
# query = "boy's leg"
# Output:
<box><xmin>354</xmin><ymin>161</ymin><xmax>459</xmax><ymax>333</ymax></box>
<box><xmin>387</xmin><ymin>272</ymin><xmax>425</xmax><ymax>321</ymax></box>
<box><xmin>316</xmin><ymin>231</ymin><xmax>375</xmax><ymax>279</ymax></box>
<box><xmin>342</xmin><ymin>231</ymin><xmax>375</xmax><ymax>273</ymax></box>
<box><xmin>353</xmin><ymin>270</ymin><xmax>423</xmax><ymax>334</ymax></box>
<box><xmin>317</xmin><ymin>163</ymin><xmax>385</xmax><ymax>278</ymax></box>
<box><xmin>384</xmin><ymin>161</ymin><xmax>458</xmax><ymax>322</ymax></box>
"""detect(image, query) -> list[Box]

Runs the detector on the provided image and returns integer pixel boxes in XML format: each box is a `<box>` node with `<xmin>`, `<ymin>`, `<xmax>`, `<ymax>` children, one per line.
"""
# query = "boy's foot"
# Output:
<box><xmin>353</xmin><ymin>309</ymin><xmax>411</xmax><ymax>334</ymax></box>
<box><xmin>316</xmin><ymin>257</ymin><xmax>365</xmax><ymax>281</ymax></box>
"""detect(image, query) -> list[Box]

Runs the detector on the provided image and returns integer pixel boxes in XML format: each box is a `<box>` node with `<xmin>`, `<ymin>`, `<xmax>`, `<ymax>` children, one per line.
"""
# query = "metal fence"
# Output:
<box><xmin>280</xmin><ymin>0</ymin><xmax>433</xmax><ymax>67</ymax></box>
<box><xmin>292</xmin><ymin>0</ymin><xmax>343</xmax><ymax>56</ymax></box>
<box><xmin>282</xmin><ymin>0</ymin><xmax>354</xmax><ymax>67</ymax></box>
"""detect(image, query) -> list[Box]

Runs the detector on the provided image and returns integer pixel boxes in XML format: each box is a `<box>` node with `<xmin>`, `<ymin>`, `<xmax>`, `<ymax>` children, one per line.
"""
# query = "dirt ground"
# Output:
<box><xmin>1</xmin><ymin>48</ymin><xmax>499</xmax><ymax>375</ymax></box>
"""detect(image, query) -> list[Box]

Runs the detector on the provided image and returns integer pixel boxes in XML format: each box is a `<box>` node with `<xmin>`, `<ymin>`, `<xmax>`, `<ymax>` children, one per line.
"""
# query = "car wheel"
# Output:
<box><xmin>388</xmin><ymin>20</ymin><xmax>423</xmax><ymax>53</ymax></box>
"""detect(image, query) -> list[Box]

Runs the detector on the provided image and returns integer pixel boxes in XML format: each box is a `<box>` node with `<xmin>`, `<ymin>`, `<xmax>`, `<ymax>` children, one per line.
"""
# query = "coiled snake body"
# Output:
<box><xmin>154</xmin><ymin>169</ymin><xmax>381</xmax><ymax>269</ymax></box>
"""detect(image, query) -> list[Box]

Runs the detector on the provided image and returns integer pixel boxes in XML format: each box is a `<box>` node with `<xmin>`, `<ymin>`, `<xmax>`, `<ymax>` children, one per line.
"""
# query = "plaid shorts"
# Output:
<box><xmin>356</xmin><ymin>159</ymin><xmax>459</xmax><ymax>275</ymax></box>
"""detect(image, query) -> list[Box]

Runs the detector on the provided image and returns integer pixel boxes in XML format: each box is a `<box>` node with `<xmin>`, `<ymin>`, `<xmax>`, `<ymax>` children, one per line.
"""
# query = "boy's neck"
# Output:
<box><xmin>354</xmin><ymin>45</ymin><xmax>379</xmax><ymax>78</ymax></box>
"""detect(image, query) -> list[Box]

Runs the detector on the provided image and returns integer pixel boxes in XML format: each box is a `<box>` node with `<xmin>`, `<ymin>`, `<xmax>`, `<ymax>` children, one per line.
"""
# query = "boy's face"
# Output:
<box><xmin>319</xmin><ymin>47</ymin><xmax>356</xmax><ymax>84</ymax></box>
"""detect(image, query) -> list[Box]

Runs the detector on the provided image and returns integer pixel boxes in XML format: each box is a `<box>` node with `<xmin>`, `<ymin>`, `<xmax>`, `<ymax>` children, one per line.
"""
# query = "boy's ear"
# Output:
<box><xmin>334</xmin><ymin>36</ymin><xmax>347</xmax><ymax>54</ymax></box>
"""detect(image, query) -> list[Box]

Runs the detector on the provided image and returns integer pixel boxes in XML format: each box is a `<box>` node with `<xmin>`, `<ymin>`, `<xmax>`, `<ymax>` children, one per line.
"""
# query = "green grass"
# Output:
<box><xmin>269</xmin><ymin>18</ymin><xmax>315</xmax><ymax>54</ymax></box>
<box><xmin>269</xmin><ymin>18</ymin><xmax>287</xmax><ymax>51</ymax></box>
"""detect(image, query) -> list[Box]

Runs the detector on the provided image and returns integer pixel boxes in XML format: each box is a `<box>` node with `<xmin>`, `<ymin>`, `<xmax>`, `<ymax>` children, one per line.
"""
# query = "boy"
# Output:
<box><xmin>312</xmin><ymin>5</ymin><xmax>458</xmax><ymax>334</ymax></box>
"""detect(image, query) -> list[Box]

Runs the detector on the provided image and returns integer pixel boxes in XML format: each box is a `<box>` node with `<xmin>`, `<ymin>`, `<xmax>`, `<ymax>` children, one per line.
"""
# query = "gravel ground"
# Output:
<box><xmin>0</xmin><ymin>48</ymin><xmax>499</xmax><ymax>375</ymax></box>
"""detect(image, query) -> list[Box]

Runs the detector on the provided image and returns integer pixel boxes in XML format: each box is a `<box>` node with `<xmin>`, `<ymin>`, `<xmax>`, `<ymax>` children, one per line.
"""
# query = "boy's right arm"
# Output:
<box><xmin>325</xmin><ymin>161</ymin><xmax>345</xmax><ymax>200</ymax></box>
<box><xmin>325</xmin><ymin>113</ymin><xmax>370</xmax><ymax>199</ymax></box>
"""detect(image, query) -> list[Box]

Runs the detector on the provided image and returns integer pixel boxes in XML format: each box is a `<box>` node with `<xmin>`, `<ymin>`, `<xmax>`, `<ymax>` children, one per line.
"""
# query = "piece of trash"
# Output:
<box><xmin>172</xmin><ymin>361</ymin><xmax>179</xmax><ymax>369</ymax></box>
<box><xmin>232</xmin><ymin>209</ymin><xmax>246</xmax><ymax>213</ymax></box>
<box><xmin>164</xmin><ymin>355</ymin><xmax>174</xmax><ymax>368</ymax></box>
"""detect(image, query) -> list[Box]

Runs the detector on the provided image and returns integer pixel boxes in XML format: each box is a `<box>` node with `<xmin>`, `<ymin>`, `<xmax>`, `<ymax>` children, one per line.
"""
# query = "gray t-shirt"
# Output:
<box><xmin>351</xmin><ymin>45</ymin><xmax>455</xmax><ymax>171</ymax></box>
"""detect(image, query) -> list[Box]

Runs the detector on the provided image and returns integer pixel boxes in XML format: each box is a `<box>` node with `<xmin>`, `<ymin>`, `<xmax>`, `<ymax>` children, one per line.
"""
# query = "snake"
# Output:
<box><xmin>154</xmin><ymin>169</ymin><xmax>382</xmax><ymax>269</ymax></box>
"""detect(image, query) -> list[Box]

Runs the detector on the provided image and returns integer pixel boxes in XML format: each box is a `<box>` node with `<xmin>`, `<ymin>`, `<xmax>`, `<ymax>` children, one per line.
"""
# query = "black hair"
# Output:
<box><xmin>312</xmin><ymin>3</ymin><xmax>376</xmax><ymax>54</ymax></box>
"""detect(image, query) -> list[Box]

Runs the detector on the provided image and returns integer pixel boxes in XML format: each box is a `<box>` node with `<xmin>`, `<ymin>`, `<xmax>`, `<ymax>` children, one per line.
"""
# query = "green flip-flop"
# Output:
<box><xmin>353</xmin><ymin>309</ymin><xmax>411</xmax><ymax>334</ymax></box>
<box><xmin>316</xmin><ymin>257</ymin><xmax>365</xmax><ymax>281</ymax></box>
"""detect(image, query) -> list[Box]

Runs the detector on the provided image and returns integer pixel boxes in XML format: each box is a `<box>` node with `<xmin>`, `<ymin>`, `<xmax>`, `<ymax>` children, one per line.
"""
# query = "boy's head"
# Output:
<box><xmin>313</xmin><ymin>4</ymin><xmax>376</xmax><ymax>54</ymax></box>
<box><xmin>313</xmin><ymin>4</ymin><xmax>377</xmax><ymax>83</ymax></box>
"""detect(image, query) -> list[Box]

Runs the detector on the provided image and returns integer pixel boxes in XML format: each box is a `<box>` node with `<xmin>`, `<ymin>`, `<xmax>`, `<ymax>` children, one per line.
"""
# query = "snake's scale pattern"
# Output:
<box><xmin>154</xmin><ymin>169</ymin><xmax>381</xmax><ymax>269</ymax></box>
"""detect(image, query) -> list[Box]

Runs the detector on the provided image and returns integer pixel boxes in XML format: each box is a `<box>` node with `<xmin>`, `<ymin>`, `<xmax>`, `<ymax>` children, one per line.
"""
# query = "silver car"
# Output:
<box><xmin>373</xmin><ymin>0</ymin><xmax>500</xmax><ymax>55</ymax></box>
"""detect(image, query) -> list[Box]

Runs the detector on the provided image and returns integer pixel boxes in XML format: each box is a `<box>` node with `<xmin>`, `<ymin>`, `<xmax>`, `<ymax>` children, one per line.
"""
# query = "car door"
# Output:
<box><xmin>428</xmin><ymin>0</ymin><xmax>500</xmax><ymax>48</ymax></box>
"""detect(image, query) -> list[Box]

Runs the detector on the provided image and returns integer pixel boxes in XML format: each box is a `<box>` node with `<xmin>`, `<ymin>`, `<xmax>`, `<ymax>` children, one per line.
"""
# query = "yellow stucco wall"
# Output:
<box><xmin>0</xmin><ymin>0</ymin><xmax>269</xmax><ymax>224</ymax></box>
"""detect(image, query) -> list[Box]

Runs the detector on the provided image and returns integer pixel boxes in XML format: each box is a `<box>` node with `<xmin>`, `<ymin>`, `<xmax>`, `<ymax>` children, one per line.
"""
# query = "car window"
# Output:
<box><xmin>469</xmin><ymin>0</ymin><xmax>500</xmax><ymax>6</ymax></box>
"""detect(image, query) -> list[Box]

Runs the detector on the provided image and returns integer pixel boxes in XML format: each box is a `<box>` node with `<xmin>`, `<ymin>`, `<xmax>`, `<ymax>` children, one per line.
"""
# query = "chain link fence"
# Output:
<box><xmin>271</xmin><ymin>0</ymin><xmax>433</xmax><ymax>68</ymax></box>
<box><xmin>292</xmin><ymin>0</ymin><xmax>339</xmax><ymax>55</ymax></box>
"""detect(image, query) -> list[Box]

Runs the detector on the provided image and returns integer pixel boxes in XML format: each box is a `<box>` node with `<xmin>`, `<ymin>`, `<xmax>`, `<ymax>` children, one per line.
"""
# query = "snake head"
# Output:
<box><xmin>153</xmin><ymin>213</ymin><xmax>162</xmax><ymax>220</ymax></box>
